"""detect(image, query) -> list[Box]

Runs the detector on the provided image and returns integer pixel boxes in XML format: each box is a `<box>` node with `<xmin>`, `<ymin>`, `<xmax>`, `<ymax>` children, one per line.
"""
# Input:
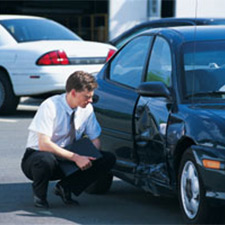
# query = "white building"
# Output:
<box><xmin>109</xmin><ymin>0</ymin><xmax>225</xmax><ymax>40</ymax></box>
<box><xmin>2</xmin><ymin>0</ymin><xmax>225</xmax><ymax>42</ymax></box>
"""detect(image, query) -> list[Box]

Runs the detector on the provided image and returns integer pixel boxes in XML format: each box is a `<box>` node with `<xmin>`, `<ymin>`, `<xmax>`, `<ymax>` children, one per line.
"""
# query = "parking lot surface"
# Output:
<box><xmin>0</xmin><ymin>98</ymin><xmax>184</xmax><ymax>224</ymax></box>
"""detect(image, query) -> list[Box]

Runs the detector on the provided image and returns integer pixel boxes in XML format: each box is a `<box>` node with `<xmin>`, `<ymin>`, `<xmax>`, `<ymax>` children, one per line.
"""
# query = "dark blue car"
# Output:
<box><xmin>89</xmin><ymin>25</ymin><xmax>225</xmax><ymax>224</ymax></box>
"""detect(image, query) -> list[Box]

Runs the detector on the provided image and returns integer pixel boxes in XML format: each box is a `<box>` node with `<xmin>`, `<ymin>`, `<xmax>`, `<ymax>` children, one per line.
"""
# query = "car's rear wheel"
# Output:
<box><xmin>85</xmin><ymin>173</ymin><xmax>113</xmax><ymax>194</ymax></box>
<box><xmin>0</xmin><ymin>71</ymin><xmax>19</xmax><ymax>114</ymax></box>
<box><xmin>178</xmin><ymin>148</ymin><xmax>223</xmax><ymax>224</ymax></box>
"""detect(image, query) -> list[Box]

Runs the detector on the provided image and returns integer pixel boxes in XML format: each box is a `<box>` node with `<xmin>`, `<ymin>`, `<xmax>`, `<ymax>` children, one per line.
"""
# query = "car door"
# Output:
<box><xmin>94</xmin><ymin>35</ymin><xmax>153</xmax><ymax>173</ymax></box>
<box><xmin>134</xmin><ymin>35</ymin><xmax>173</xmax><ymax>186</ymax></box>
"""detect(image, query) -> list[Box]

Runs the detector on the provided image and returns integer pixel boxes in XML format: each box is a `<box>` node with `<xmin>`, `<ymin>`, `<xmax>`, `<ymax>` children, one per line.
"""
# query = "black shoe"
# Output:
<box><xmin>33</xmin><ymin>195</ymin><xmax>49</xmax><ymax>209</ymax></box>
<box><xmin>54</xmin><ymin>183</ymin><xmax>79</xmax><ymax>205</ymax></box>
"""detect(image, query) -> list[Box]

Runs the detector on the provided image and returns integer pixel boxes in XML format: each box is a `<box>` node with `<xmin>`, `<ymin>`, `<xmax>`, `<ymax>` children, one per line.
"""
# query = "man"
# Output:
<box><xmin>21</xmin><ymin>71</ymin><xmax>116</xmax><ymax>208</ymax></box>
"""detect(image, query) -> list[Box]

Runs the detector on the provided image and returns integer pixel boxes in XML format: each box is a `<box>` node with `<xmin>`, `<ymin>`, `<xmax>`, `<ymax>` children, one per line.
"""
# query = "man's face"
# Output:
<box><xmin>73</xmin><ymin>89</ymin><xmax>94</xmax><ymax>108</ymax></box>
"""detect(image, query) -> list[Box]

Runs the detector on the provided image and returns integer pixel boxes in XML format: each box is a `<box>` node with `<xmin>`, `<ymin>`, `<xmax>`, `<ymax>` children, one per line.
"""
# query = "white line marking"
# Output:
<box><xmin>0</xmin><ymin>118</ymin><xmax>17</xmax><ymax>123</ymax></box>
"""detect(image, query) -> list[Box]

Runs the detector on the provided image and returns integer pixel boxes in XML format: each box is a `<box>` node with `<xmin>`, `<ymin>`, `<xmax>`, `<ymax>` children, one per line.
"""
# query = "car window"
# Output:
<box><xmin>146</xmin><ymin>36</ymin><xmax>172</xmax><ymax>87</ymax></box>
<box><xmin>116</xmin><ymin>27</ymin><xmax>150</xmax><ymax>49</ymax></box>
<box><xmin>183</xmin><ymin>40</ymin><xmax>225</xmax><ymax>99</ymax></box>
<box><xmin>0</xmin><ymin>19</ymin><xmax>81</xmax><ymax>43</ymax></box>
<box><xmin>109</xmin><ymin>36</ymin><xmax>152</xmax><ymax>88</ymax></box>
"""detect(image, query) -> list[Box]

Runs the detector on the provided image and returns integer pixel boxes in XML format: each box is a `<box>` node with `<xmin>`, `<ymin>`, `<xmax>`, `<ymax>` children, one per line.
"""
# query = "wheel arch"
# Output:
<box><xmin>173</xmin><ymin>137</ymin><xmax>196</xmax><ymax>184</ymax></box>
<box><xmin>0</xmin><ymin>66</ymin><xmax>19</xmax><ymax>114</ymax></box>
<box><xmin>0</xmin><ymin>66</ymin><xmax>15</xmax><ymax>94</ymax></box>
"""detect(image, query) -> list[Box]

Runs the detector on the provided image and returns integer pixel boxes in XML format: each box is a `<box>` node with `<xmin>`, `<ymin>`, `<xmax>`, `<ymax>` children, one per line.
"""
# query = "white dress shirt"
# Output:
<box><xmin>26</xmin><ymin>93</ymin><xmax>101</xmax><ymax>150</ymax></box>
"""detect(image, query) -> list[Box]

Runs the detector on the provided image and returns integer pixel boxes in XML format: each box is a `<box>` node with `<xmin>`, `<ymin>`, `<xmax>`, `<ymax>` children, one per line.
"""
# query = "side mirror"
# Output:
<box><xmin>136</xmin><ymin>81</ymin><xmax>171</xmax><ymax>98</ymax></box>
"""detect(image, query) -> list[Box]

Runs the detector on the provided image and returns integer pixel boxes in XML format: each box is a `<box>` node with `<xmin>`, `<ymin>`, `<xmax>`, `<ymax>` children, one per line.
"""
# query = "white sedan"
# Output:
<box><xmin>0</xmin><ymin>15</ymin><xmax>116</xmax><ymax>114</ymax></box>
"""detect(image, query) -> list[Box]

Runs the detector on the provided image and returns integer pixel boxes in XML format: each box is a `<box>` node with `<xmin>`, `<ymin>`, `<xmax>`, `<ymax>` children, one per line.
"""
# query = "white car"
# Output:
<box><xmin>0</xmin><ymin>15</ymin><xmax>116</xmax><ymax>114</ymax></box>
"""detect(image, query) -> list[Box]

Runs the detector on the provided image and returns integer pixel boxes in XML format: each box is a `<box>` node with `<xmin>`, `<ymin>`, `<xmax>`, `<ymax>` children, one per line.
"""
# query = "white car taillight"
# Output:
<box><xmin>36</xmin><ymin>50</ymin><xmax>69</xmax><ymax>65</ymax></box>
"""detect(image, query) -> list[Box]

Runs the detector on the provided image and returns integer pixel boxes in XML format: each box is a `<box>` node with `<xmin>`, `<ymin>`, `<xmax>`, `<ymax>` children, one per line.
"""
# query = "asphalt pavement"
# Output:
<box><xmin>0</xmin><ymin>98</ymin><xmax>184</xmax><ymax>225</ymax></box>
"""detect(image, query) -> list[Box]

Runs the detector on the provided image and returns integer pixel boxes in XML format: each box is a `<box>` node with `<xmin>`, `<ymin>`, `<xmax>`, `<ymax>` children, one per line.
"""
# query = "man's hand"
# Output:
<box><xmin>38</xmin><ymin>133</ymin><xmax>99</xmax><ymax>171</ymax></box>
<box><xmin>72</xmin><ymin>154</ymin><xmax>96</xmax><ymax>171</ymax></box>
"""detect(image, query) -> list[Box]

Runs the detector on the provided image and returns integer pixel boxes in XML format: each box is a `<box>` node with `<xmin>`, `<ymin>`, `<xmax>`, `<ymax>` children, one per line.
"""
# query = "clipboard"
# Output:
<box><xmin>58</xmin><ymin>138</ymin><xmax>102</xmax><ymax>176</ymax></box>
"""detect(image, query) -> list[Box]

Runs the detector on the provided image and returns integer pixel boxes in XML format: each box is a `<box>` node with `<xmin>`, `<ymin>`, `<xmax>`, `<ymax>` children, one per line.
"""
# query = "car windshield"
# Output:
<box><xmin>182</xmin><ymin>40</ymin><xmax>225</xmax><ymax>101</ymax></box>
<box><xmin>0</xmin><ymin>18</ymin><xmax>82</xmax><ymax>43</ymax></box>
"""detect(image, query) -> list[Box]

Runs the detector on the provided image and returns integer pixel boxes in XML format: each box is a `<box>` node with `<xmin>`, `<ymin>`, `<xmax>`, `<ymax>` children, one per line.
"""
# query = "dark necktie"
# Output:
<box><xmin>68</xmin><ymin>110</ymin><xmax>76</xmax><ymax>143</ymax></box>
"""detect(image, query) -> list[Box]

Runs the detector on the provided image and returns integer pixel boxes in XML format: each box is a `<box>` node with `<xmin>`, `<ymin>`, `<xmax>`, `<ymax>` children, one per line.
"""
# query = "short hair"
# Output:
<box><xmin>66</xmin><ymin>71</ymin><xmax>98</xmax><ymax>92</ymax></box>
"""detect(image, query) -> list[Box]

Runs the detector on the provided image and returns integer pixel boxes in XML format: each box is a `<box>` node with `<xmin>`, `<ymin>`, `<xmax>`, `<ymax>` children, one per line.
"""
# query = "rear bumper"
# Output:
<box><xmin>10</xmin><ymin>64</ymin><xmax>103</xmax><ymax>96</ymax></box>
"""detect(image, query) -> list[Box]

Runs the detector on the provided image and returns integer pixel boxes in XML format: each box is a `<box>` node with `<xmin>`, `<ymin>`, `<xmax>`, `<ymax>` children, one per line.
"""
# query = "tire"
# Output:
<box><xmin>0</xmin><ymin>71</ymin><xmax>19</xmax><ymax>114</ymax></box>
<box><xmin>85</xmin><ymin>173</ymin><xmax>113</xmax><ymax>194</ymax></box>
<box><xmin>178</xmin><ymin>148</ymin><xmax>221</xmax><ymax>224</ymax></box>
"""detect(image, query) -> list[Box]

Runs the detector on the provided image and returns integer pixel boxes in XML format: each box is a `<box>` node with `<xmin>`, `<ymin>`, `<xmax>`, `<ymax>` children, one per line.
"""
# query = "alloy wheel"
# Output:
<box><xmin>180</xmin><ymin>160</ymin><xmax>200</xmax><ymax>219</ymax></box>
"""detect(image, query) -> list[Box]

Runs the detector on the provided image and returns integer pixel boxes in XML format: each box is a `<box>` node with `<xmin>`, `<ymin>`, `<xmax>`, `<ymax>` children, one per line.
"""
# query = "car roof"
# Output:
<box><xmin>143</xmin><ymin>25</ymin><xmax>225</xmax><ymax>43</ymax></box>
<box><xmin>0</xmin><ymin>15</ymin><xmax>45</xmax><ymax>20</ymax></box>
<box><xmin>132</xmin><ymin>17</ymin><xmax>225</xmax><ymax>26</ymax></box>
<box><xmin>110</xmin><ymin>17</ymin><xmax>225</xmax><ymax>45</ymax></box>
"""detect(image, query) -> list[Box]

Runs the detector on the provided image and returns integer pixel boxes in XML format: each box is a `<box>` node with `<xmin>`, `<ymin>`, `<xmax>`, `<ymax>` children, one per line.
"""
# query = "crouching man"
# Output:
<box><xmin>21</xmin><ymin>71</ymin><xmax>116</xmax><ymax>208</ymax></box>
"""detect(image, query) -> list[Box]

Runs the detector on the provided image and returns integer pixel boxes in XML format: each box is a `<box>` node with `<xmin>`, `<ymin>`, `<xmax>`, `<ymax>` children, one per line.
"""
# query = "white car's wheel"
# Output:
<box><xmin>178</xmin><ymin>148</ymin><xmax>222</xmax><ymax>224</ymax></box>
<box><xmin>0</xmin><ymin>71</ymin><xmax>19</xmax><ymax>114</ymax></box>
<box><xmin>0</xmin><ymin>79</ymin><xmax>5</xmax><ymax>108</ymax></box>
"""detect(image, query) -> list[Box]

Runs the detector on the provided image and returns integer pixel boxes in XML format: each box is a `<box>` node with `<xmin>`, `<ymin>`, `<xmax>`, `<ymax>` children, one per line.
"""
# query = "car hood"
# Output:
<box><xmin>183</xmin><ymin>103</ymin><xmax>225</xmax><ymax>147</ymax></box>
<box><xmin>191</xmin><ymin>104</ymin><xmax>225</xmax><ymax>121</ymax></box>
<box><xmin>8</xmin><ymin>40</ymin><xmax>116</xmax><ymax>57</ymax></box>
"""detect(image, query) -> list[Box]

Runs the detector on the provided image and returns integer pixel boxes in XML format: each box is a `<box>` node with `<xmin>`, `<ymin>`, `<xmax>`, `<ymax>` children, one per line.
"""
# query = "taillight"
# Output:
<box><xmin>36</xmin><ymin>50</ymin><xmax>69</xmax><ymax>65</ymax></box>
<box><xmin>106</xmin><ymin>49</ymin><xmax>116</xmax><ymax>62</ymax></box>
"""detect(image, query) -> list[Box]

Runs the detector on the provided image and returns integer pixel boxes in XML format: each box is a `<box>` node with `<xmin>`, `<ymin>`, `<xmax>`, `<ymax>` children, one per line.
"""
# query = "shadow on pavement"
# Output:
<box><xmin>0</xmin><ymin>179</ymin><xmax>184</xmax><ymax>224</ymax></box>
<box><xmin>0</xmin><ymin>97</ymin><xmax>43</xmax><ymax>119</ymax></box>
<box><xmin>15</xmin><ymin>109</ymin><xmax>37</xmax><ymax>118</ymax></box>
<box><xmin>0</xmin><ymin>110</ymin><xmax>36</xmax><ymax>120</ymax></box>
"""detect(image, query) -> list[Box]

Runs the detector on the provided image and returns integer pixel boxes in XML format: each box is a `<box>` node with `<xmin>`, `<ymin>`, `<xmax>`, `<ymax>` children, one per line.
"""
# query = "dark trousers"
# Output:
<box><xmin>21</xmin><ymin>148</ymin><xmax>116</xmax><ymax>200</ymax></box>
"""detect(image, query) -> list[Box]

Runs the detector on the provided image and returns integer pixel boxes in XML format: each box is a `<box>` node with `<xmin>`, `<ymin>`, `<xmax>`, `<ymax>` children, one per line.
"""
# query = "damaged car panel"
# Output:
<box><xmin>93</xmin><ymin>26</ymin><xmax>225</xmax><ymax>224</ymax></box>
<box><xmin>134</xmin><ymin>97</ymin><xmax>171</xmax><ymax>188</ymax></box>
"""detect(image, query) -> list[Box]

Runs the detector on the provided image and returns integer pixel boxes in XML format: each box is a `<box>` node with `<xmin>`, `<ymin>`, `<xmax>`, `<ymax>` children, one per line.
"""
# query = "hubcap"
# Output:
<box><xmin>180</xmin><ymin>160</ymin><xmax>200</xmax><ymax>219</ymax></box>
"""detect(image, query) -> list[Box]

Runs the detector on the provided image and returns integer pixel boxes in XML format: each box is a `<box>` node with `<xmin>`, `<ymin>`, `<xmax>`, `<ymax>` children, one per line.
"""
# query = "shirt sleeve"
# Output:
<box><xmin>84</xmin><ymin>110</ymin><xmax>102</xmax><ymax>140</ymax></box>
<box><xmin>28</xmin><ymin>99</ymin><xmax>56</xmax><ymax>137</ymax></box>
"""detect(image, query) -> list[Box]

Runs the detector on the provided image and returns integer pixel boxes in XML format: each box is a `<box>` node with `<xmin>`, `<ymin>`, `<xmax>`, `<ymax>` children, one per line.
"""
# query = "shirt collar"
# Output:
<box><xmin>61</xmin><ymin>93</ymin><xmax>77</xmax><ymax>116</ymax></box>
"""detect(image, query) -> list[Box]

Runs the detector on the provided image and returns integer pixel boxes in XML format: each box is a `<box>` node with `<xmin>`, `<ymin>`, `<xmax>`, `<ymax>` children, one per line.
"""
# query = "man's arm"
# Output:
<box><xmin>91</xmin><ymin>138</ymin><xmax>101</xmax><ymax>149</ymax></box>
<box><xmin>38</xmin><ymin>133</ymin><xmax>94</xmax><ymax>170</ymax></box>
